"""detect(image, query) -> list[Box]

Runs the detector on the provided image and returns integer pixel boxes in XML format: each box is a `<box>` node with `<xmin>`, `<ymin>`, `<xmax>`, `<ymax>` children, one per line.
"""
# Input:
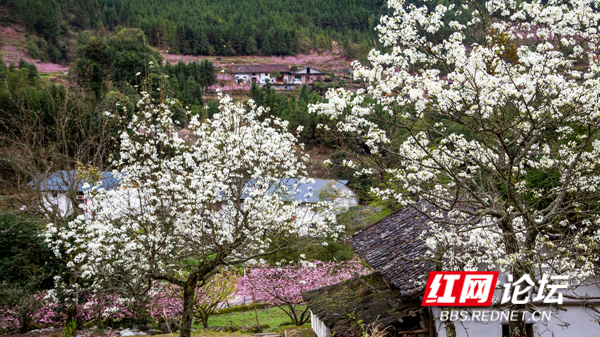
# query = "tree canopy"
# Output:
<box><xmin>2</xmin><ymin>0</ymin><xmax>388</xmax><ymax>58</ymax></box>
<box><xmin>311</xmin><ymin>0</ymin><xmax>600</xmax><ymax>335</ymax></box>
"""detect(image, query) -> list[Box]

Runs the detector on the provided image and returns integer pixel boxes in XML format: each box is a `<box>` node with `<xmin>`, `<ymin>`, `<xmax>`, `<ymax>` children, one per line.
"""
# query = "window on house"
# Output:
<box><xmin>502</xmin><ymin>324</ymin><xmax>534</xmax><ymax>337</ymax></box>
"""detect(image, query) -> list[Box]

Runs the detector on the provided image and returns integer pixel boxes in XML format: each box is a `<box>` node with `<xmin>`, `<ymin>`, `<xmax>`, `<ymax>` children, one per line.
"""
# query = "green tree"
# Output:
<box><xmin>269</xmin><ymin>70</ymin><xmax>281</xmax><ymax>80</ymax></box>
<box><xmin>75</xmin><ymin>36</ymin><xmax>110</xmax><ymax>101</ymax></box>
<box><xmin>198</xmin><ymin>60</ymin><xmax>217</xmax><ymax>92</ymax></box>
<box><xmin>107</xmin><ymin>28</ymin><xmax>162</xmax><ymax>86</ymax></box>
<box><xmin>0</xmin><ymin>214</ymin><xmax>62</xmax><ymax>286</ymax></box>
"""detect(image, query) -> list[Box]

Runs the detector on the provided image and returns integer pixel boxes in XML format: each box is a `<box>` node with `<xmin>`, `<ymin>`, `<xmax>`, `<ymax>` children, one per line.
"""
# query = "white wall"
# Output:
<box><xmin>434</xmin><ymin>306</ymin><xmax>600</xmax><ymax>337</ymax></box>
<box><xmin>234</xmin><ymin>73</ymin><xmax>294</xmax><ymax>84</ymax></box>
<box><xmin>432</xmin><ymin>281</ymin><xmax>600</xmax><ymax>337</ymax></box>
<box><xmin>234</xmin><ymin>74</ymin><xmax>251</xmax><ymax>83</ymax></box>
<box><xmin>42</xmin><ymin>192</ymin><xmax>76</xmax><ymax>217</ymax></box>
<box><xmin>311</xmin><ymin>311</ymin><xmax>331</xmax><ymax>337</ymax></box>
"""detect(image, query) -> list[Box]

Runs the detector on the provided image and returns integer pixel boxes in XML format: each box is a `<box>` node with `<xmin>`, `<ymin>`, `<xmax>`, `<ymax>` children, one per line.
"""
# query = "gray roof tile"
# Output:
<box><xmin>347</xmin><ymin>206</ymin><xmax>433</xmax><ymax>291</ymax></box>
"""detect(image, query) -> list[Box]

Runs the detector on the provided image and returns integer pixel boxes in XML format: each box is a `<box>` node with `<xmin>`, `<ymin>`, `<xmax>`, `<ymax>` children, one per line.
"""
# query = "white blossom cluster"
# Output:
<box><xmin>47</xmin><ymin>91</ymin><xmax>339</xmax><ymax>294</ymax></box>
<box><xmin>311</xmin><ymin>0</ymin><xmax>600</xmax><ymax>286</ymax></box>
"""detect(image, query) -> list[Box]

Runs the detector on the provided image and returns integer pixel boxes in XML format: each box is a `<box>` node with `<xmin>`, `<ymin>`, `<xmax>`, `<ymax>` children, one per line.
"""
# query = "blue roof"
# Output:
<box><xmin>29</xmin><ymin>172</ymin><xmax>349</xmax><ymax>203</ymax></box>
<box><xmin>246</xmin><ymin>178</ymin><xmax>350</xmax><ymax>203</ymax></box>
<box><xmin>28</xmin><ymin>170</ymin><xmax>121</xmax><ymax>192</ymax></box>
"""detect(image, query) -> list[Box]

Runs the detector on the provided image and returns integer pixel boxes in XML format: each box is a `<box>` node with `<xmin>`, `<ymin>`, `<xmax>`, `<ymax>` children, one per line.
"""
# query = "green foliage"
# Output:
<box><xmin>0</xmin><ymin>277</ymin><xmax>47</xmax><ymax>333</ymax></box>
<box><xmin>269</xmin><ymin>70</ymin><xmax>282</xmax><ymax>80</ymax></box>
<box><xmin>210</xmin><ymin>303</ymin><xmax>270</xmax><ymax>315</ymax></box>
<box><xmin>25</xmin><ymin>36</ymin><xmax>46</xmax><ymax>62</ymax></box>
<box><xmin>60</xmin><ymin>319</ymin><xmax>77</xmax><ymax>337</ymax></box>
<box><xmin>75</xmin><ymin>36</ymin><xmax>110</xmax><ymax>99</ymax></box>
<box><xmin>264</xmin><ymin>206</ymin><xmax>369</xmax><ymax>264</ymax></box>
<box><xmin>74</xmin><ymin>29</ymin><xmax>210</xmax><ymax>114</ymax></box>
<box><xmin>312</xmin><ymin>81</ymin><xmax>335</xmax><ymax>95</ymax></box>
<box><xmin>2</xmin><ymin>0</ymin><xmax>70</xmax><ymax>62</ymax></box>
<box><xmin>205</xmin><ymin>99</ymin><xmax>220</xmax><ymax>119</ymax></box>
<box><xmin>0</xmin><ymin>213</ymin><xmax>63</xmax><ymax>286</ymax></box>
<box><xmin>2</xmin><ymin>0</ymin><xmax>388</xmax><ymax>57</ymax></box>
<box><xmin>17</xmin><ymin>59</ymin><xmax>39</xmax><ymax>85</ymax></box>
<box><xmin>0</xmin><ymin>213</ymin><xmax>63</xmax><ymax>333</ymax></box>
<box><xmin>328</xmin><ymin>151</ymin><xmax>377</xmax><ymax>202</ymax></box>
<box><xmin>265</xmin><ymin>236</ymin><xmax>356</xmax><ymax>265</ymax></box>
<box><xmin>75</xmin><ymin>29</ymin><xmax>162</xmax><ymax>93</ymax></box>
<box><xmin>0</xmin><ymin>65</ymin><xmax>108</xmax><ymax>155</ymax></box>
<box><xmin>163</xmin><ymin>60</ymin><xmax>216</xmax><ymax>106</ymax></box>
<box><xmin>107</xmin><ymin>28</ymin><xmax>162</xmax><ymax>86</ymax></box>
<box><xmin>249</xmin><ymin>84</ymin><xmax>339</xmax><ymax>148</ymax></box>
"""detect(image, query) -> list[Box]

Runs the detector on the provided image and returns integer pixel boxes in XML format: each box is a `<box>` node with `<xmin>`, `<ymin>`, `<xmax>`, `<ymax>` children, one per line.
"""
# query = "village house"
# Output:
<box><xmin>271</xmin><ymin>178</ymin><xmax>357</xmax><ymax>206</ymax></box>
<box><xmin>28</xmin><ymin>170</ymin><xmax>120</xmax><ymax>217</ymax></box>
<box><xmin>291</xmin><ymin>67</ymin><xmax>325</xmax><ymax>84</ymax></box>
<box><xmin>233</xmin><ymin>64</ymin><xmax>325</xmax><ymax>85</ymax></box>
<box><xmin>31</xmin><ymin>172</ymin><xmax>355</xmax><ymax>220</ymax></box>
<box><xmin>233</xmin><ymin>64</ymin><xmax>293</xmax><ymax>84</ymax></box>
<box><xmin>302</xmin><ymin>206</ymin><xmax>600</xmax><ymax>337</ymax></box>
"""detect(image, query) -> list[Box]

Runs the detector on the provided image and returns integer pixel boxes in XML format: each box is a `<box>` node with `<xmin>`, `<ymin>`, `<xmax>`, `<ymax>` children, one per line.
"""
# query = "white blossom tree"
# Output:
<box><xmin>48</xmin><ymin>92</ymin><xmax>340</xmax><ymax>337</ymax></box>
<box><xmin>311</xmin><ymin>0</ymin><xmax>600</xmax><ymax>335</ymax></box>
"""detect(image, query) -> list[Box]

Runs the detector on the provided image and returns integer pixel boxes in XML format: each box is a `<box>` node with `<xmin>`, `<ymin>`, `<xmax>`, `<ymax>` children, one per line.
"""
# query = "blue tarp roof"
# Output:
<box><xmin>28</xmin><ymin>170</ymin><xmax>121</xmax><ymax>192</ymax></box>
<box><xmin>281</xmin><ymin>178</ymin><xmax>350</xmax><ymax>203</ymax></box>
<box><xmin>30</xmin><ymin>172</ymin><xmax>349</xmax><ymax>203</ymax></box>
<box><xmin>246</xmin><ymin>178</ymin><xmax>350</xmax><ymax>203</ymax></box>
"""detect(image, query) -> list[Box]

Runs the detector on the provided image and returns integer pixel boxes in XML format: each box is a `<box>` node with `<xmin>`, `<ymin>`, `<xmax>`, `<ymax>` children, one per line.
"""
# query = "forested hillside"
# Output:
<box><xmin>1</xmin><ymin>0</ymin><xmax>388</xmax><ymax>61</ymax></box>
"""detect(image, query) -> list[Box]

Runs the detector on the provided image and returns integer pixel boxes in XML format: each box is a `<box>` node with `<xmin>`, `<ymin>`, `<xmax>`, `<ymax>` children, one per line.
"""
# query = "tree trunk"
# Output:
<box><xmin>18</xmin><ymin>314</ymin><xmax>32</xmax><ymax>333</ymax></box>
<box><xmin>65</xmin><ymin>305</ymin><xmax>77</xmax><ymax>327</ymax></box>
<box><xmin>63</xmin><ymin>304</ymin><xmax>78</xmax><ymax>337</ymax></box>
<box><xmin>180</xmin><ymin>276</ymin><xmax>197</xmax><ymax>337</ymax></box>
<box><xmin>509</xmin><ymin>307</ymin><xmax>527</xmax><ymax>337</ymax></box>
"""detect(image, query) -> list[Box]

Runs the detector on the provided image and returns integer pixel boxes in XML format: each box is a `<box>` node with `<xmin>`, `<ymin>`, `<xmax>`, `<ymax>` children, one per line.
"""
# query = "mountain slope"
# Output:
<box><xmin>1</xmin><ymin>0</ymin><xmax>387</xmax><ymax>60</ymax></box>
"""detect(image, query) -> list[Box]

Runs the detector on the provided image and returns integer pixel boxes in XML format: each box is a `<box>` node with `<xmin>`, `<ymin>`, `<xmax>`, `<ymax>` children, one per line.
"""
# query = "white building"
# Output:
<box><xmin>303</xmin><ymin>206</ymin><xmax>600</xmax><ymax>337</ymax></box>
<box><xmin>233</xmin><ymin>64</ymin><xmax>325</xmax><ymax>85</ymax></box>
<box><xmin>32</xmin><ymin>172</ymin><xmax>357</xmax><ymax>222</ymax></box>
<box><xmin>291</xmin><ymin>67</ymin><xmax>325</xmax><ymax>84</ymax></box>
<box><xmin>233</xmin><ymin>64</ymin><xmax>294</xmax><ymax>84</ymax></box>
<box><xmin>28</xmin><ymin>170</ymin><xmax>120</xmax><ymax>218</ymax></box>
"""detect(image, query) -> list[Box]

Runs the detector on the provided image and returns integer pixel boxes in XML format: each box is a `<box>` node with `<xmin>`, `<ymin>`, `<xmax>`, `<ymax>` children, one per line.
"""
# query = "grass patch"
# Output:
<box><xmin>152</xmin><ymin>331</ymin><xmax>247</xmax><ymax>337</ymax></box>
<box><xmin>194</xmin><ymin>306</ymin><xmax>307</xmax><ymax>330</ymax></box>
<box><xmin>214</xmin><ymin>303</ymin><xmax>270</xmax><ymax>315</ymax></box>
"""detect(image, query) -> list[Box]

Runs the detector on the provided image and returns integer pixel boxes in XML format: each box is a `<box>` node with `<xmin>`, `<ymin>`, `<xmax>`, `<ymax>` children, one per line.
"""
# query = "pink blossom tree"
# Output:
<box><xmin>194</xmin><ymin>272</ymin><xmax>237</xmax><ymax>328</ymax></box>
<box><xmin>239</xmin><ymin>259</ymin><xmax>368</xmax><ymax>325</ymax></box>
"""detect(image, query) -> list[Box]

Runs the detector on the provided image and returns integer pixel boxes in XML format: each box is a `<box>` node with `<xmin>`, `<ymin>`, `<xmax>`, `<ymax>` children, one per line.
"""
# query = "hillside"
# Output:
<box><xmin>0</xmin><ymin>0</ymin><xmax>386</xmax><ymax>62</ymax></box>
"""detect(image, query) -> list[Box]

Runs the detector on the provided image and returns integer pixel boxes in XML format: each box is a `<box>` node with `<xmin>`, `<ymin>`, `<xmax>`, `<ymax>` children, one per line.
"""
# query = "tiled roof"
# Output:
<box><xmin>292</xmin><ymin>67</ymin><xmax>324</xmax><ymax>74</ymax></box>
<box><xmin>232</xmin><ymin>64</ymin><xmax>291</xmax><ymax>74</ymax></box>
<box><xmin>347</xmin><ymin>206</ymin><xmax>434</xmax><ymax>292</ymax></box>
<box><xmin>302</xmin><ymin>272</ymin><xmax>424</xmax><ymax>334</ymax></box>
